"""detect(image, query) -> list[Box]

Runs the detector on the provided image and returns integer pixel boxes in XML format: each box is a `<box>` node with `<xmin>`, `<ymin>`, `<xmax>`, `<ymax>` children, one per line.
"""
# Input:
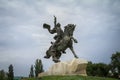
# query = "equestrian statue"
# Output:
<box><xmin>43</xmin><ymin>16</ymin><xmax>78</xmax><ymax>63</ymax></box>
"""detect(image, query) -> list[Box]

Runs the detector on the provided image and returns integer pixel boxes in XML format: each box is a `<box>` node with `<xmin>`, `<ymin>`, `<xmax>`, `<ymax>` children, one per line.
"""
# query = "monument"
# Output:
<box><xmin>39</xmin><ymin>16</ymin><xmax>88</xmax><ymax>77</ymax></box>
<box><xmin>43</xmin><ymin>16</ymin><xmax>78</xmax><ymax>63</ymax></box>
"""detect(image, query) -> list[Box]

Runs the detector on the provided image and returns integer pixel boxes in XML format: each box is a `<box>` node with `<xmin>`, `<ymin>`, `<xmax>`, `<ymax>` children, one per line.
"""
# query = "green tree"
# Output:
<box><xmin>8</xmin><ymin>64</ymin><xmax>14</xmax><ymax>80</ymax></box>
<box><xmin>29</xmin><ymin>65</ymin><xmax>34</xmax><ymax>78</ymax></box>
<box><xmin>87</xmin><ymin>62</ymin><xmax>109</xmax><ymax>77</ymax></box>
<box><xmin>34</xmin><ymin>59</ymin><xmax>44</xmax><ymax>77</ymax></box>
<box><xmin>96</xmin><ymin>63</ymin><xmax>109</xmax><ymax>77</ymax></box>
<box><xmin>86</xmin><ymin>61</ymin><xmax>93</xmax><ymax>76</ymax></box>
<box><xmin>110</xmin><ymin>52</ymin><xmax>120</xmax><ymax>78</ymax></box>
<box><xmin>0</xmin><ymin>70</ymin><xmax>5</xmax><ymax>80</ymax></box>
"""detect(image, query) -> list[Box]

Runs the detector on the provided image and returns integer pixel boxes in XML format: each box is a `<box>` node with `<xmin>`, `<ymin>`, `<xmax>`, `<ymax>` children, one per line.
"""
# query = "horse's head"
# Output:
<box><xmin>64</xmin><ymin>24</ymin><xmax>76</xmax><ymax>36</ymax></box>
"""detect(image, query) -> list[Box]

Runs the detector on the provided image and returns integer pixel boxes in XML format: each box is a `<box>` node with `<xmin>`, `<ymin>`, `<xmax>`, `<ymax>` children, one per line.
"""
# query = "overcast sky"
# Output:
<box><xmin>0</xmin><ymin>0</ymin><xmax>120</xmax><ymax>77</ymax></box>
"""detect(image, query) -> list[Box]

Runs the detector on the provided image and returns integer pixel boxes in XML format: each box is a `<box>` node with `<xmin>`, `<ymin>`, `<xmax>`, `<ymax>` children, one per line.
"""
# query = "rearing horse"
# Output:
<box><xmin>44</xmin><ymin>24</ymin><xmax>78</xmax><ymax>63</ymax></box>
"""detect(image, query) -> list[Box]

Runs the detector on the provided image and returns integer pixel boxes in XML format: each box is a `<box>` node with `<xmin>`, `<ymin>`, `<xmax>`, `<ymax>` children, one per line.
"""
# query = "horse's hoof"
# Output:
<box><xmin>75</xmin><ymin>56</ymin><xmax>79</xmax><ymax>58</ymax></box>
<box><xmin>54</xmin><ymin>60</ymin><xmax>60</xmax><ymax>63</ymax></box>
<box><xmin>57</xmin><ymin>59</ymin><xmax>60</xmax><ymax>62</ymax></box>
<box><xmin>62</xmin><ymin>51</ymin><xmax>66</xmax><ymax>54</ymax></box>
<box><xmin>44</xmin><ymin>56</ymin><xmax>50</xmax><ymax>59</ymax></box>
<box><xmin>53</xmin><ymin>58</ymin><xmax>60</xmax><ymax>63</ymax></box>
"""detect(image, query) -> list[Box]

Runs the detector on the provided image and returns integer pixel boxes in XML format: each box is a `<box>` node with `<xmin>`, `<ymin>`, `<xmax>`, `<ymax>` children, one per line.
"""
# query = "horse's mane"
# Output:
<box><xmin>63</xmin><ymin>24</ymin><xmax>76</xmax><ymax>36</ymax></box>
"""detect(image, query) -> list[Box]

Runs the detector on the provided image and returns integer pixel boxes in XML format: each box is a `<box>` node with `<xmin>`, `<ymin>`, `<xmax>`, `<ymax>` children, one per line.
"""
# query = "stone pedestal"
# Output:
<box><xmin>38</xmin><ymin>58</ymin><xmax>88</xmax><ymax>77</ymax></box>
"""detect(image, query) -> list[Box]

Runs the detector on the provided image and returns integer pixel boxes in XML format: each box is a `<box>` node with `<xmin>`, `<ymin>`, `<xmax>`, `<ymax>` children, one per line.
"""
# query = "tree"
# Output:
<box><xmin>34</xmin><ymin>59</ymin><xmax>44</xmax><ymax>77</ymax></box>
<box><xmin>0</xmin><ymin>70</ymin><xmax>5</xmax><ymax>80</ymax></box>
<box><xmin>86</xmin><ymin>61</ymin><xmax>93</xmax><ymax>76</ymax></box>
<box><xmin>95</xmin><ymin>63</ymin><xmax>109</xmax><ymax>77</ymax></box>
<box><xmin>8</xmin><ymin>64</ymin><xmax>14</xmax><ymax>80</ymax></box>
<box><xmin>29</xmin><ymin>65</ymin><xmax>34</xmax><ymax>78</ymax></box>
<box><xmin>87</xmin><ymin>62</ymin><xmax>109</xmax><ymax>77</ymax></box>
<box><xmin>110</xmin><ymin>52</ymin><xmax>120</xmax><ymax>78</ymax></box>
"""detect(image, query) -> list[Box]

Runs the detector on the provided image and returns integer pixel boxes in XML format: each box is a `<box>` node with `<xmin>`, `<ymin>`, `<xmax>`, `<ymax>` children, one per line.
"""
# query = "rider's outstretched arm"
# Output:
<box><xmin>54</xmin><ymin>15</ymin><xmax>57</xmax><ymax>27</ymax></box>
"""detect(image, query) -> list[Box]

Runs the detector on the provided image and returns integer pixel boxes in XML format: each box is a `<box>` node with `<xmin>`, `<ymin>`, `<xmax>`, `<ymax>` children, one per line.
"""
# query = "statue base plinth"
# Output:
<box><xmin>38</xmin><ymin>58</ymin><xmax>88</xmax><ymax>77</ymax></box>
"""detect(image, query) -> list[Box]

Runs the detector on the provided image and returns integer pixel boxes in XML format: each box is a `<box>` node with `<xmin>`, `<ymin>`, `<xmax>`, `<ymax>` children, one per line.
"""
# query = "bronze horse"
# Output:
<box><xmin>43</xmin><ymin>24</ymin><xmax>78</xmax><ymax>63</ymax></box>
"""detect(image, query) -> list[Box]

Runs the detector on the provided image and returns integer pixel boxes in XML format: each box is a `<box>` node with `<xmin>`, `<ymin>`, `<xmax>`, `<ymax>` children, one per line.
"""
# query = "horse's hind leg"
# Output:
<box><xmin>56</xmin><ymin>52</ymin><xmax>62</xmax><ymax>59</ymax></box>
<box><xmin>44</xmin><ymin>50</ymin><xmax>51</xmax><ymax>59</ymax></box>
<box><xmin>69</xmin><ymin>47</ymin><xmax>78</xmax><ymax>58</ymax></box>
<box><xmin>52</xmin><ymin>51</ymin><xmax>60</xmax><ymax>63</ymax></box>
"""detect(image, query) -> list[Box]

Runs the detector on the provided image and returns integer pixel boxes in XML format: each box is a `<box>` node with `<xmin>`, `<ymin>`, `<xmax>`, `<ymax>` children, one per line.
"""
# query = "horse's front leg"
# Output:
<box><xmin>69</xmin><ymin>47</ymin><xmax>79</xmax><ymax>58</ymax></box>
<box><xmin>71</xmin><ymin>36</ymin><xmax>78</xmax><ymax>43</ymax></box>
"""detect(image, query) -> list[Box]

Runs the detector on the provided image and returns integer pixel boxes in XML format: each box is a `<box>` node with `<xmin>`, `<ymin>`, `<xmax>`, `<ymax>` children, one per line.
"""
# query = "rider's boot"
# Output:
<box><xmin>51</xmin><ymin>41</ymin><xmax>54</xmax><ymax>44</ymax></box>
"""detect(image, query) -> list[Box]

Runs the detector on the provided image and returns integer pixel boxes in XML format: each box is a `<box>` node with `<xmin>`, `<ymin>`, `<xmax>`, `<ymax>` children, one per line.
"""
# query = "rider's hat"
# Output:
<box><xmin>56</xmin><ymin>23</ymin><xmax>61</xmax><ymax>27</ymax></box>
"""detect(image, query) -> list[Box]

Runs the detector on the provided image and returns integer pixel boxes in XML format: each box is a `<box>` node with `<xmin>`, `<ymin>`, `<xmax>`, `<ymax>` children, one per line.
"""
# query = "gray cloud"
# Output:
<box><xmin>0</xmin><ymin>0</ymin><xmax>120</xmax><ymax>76</ymax></box>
